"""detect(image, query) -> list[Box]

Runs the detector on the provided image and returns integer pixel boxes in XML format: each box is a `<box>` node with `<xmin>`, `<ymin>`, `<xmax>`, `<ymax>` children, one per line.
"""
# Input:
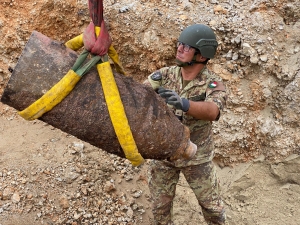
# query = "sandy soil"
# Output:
<box><xmin>1</xmin><ymin>103</ymin><xmax>300</xmax><ymax>225</ymax></box>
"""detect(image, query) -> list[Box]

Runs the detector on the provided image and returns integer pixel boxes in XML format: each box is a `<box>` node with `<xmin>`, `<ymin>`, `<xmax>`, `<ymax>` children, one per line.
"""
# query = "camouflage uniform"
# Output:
<box><xmin>147</xmin><ymin>65</ymin><xmax>227</xmax><ymax>225</ymax></box>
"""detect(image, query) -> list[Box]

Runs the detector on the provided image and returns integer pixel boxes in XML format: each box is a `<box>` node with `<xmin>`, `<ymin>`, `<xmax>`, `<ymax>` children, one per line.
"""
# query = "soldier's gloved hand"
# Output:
<box><xmin>157</xmin><ymin>88</ymin><xmax>190</xmax><ymax>112</ymax></box>
<box><xmin>156</xmin><ymin>86</ymin><xmax>170</xmax><ymax>100</ymax></box>
<box><xmin>156</xmin><ymin>87</ymin><xmax>168</xmax><ymax>98</ymax></box>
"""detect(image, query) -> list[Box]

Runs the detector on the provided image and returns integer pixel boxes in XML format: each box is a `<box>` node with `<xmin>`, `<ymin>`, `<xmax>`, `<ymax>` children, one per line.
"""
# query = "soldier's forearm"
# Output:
<box><xmin>186</xmin><ymin>101</ymin><xmax>219</xmax><ymax>121</ymax></box>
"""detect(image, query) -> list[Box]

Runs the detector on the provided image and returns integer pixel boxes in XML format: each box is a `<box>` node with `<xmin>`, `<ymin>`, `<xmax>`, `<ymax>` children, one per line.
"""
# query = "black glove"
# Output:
<box><xmin>156</xmin><ymin>86</ymin><xmax>168</xmax><ymax>98</ymax></box>
<box><xmin>157</xmin><ymin>88</ymin><xmax>190</xmax><ymax>112</ymax></box>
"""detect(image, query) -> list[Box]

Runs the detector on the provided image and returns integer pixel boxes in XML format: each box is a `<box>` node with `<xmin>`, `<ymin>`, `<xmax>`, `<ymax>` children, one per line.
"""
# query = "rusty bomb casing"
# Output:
<box><xmin>1</xmin><ymin>31</ymin><xmax>196</xmax><ymax>162</ymax></box>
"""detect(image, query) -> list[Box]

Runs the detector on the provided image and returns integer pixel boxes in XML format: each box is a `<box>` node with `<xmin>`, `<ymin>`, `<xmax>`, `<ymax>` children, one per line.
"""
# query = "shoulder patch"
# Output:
<box><xmin>207</xmin><ymin>81</ymin><xmax>225</xmax><ymax>91</ymax></box>
<box><xmin>150</xmin><ymin>72</ymin><xmax>162</xmax><ymax>81</ymax></box>
<box><xmin>208</xmin><ymin>81</ymin><xmax>217</xmax><ymax>88</ymax></box>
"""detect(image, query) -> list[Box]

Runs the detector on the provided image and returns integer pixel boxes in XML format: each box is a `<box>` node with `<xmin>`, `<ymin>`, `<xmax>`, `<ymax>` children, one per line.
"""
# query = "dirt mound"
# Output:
<box><xmin>1</xmin><ymin>0</ymin><xmax>300</xmax><ymax>224</ymax></box>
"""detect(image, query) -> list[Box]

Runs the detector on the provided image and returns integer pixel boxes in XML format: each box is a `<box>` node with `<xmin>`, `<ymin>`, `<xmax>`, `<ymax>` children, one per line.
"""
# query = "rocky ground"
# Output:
<box><xmin>1</xmin><ymin>105</ymin><xmax>300</xmax><ymax>225</ymax></box>
<box><xmin>1</xmin><ymin>0</ymin><xmax>300</xmax><ymax>225</ymax></box>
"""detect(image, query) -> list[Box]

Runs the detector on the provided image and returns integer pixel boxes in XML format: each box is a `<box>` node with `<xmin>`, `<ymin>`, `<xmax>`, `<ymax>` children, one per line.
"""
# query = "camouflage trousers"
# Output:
<box><xmin>148</xmin><ymin>160</ymin><xmax>226</xmax><ymax>225</ymax></box>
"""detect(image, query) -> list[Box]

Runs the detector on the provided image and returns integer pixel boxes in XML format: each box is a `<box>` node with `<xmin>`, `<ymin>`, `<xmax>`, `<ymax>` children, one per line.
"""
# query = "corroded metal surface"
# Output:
<box><xmin>1</xmin><ymin>31</ymin><xmax>194</xmax><ymax>161</ymax></box>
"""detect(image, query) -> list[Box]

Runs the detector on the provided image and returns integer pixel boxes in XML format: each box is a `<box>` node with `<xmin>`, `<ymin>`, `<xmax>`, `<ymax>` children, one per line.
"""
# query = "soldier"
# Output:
<box><xmin>145</xmin><ymin>24</ymin><xmax>228</xmax><ymax>225</ymax></box>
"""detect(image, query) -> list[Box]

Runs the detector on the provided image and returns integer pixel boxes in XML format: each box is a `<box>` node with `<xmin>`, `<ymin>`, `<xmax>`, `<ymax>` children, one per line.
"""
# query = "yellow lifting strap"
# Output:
<box><xmin>18</xmin><ymin>49</ymin><xmax>100</xmax><ymax>120</ymax></box>
<box><xmin>97</xmin><ymin>62</ymin><xmax>145</xmax><ymax>166</ymax></box>
<box><xmin>19</xmin><ymin>26</ymin><xmax>144</xmax><ymax>166</ymax></box>
<box><xmin>19</xmin><ymin>70</ymin><xmax>81</xmax><ymax>120</ymax></box>
<box><xmin>93</xmin><ymin>27</ymin><xmax>144</xmax><ymax>166</ymax></box>
<box><xmin>65</xmin><ymin>27</ymin><xmax>126</xmax><ymax>75</ymax></box>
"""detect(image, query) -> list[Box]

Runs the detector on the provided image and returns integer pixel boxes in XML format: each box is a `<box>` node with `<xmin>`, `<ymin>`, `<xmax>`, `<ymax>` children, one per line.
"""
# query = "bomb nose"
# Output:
<box><xmin>182</xmin><ymin>140</ymin><xmax>197</xmax><ymax>160</ymax></box>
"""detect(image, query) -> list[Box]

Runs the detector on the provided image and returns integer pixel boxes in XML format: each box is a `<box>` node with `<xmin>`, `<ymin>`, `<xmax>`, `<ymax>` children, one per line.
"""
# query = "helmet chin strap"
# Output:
<box><xmin>176</xmin><ymin>54</ymin><xmax>206</xmax><ymax>67</ymax></box>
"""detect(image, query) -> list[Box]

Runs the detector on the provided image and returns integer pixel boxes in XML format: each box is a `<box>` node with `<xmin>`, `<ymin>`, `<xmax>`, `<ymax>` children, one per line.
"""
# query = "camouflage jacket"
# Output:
<box><xmin>148</xmin><ymin>65</ymin><xmax>227</xmax><ymax>166</ymax></box>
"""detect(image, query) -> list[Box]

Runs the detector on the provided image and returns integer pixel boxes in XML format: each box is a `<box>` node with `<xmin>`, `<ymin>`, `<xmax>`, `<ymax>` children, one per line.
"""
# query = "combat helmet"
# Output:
<box><xmin>178</xmin><ymin>24</ymin><xmax>218</xmax><ymax>59</ymax></box>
